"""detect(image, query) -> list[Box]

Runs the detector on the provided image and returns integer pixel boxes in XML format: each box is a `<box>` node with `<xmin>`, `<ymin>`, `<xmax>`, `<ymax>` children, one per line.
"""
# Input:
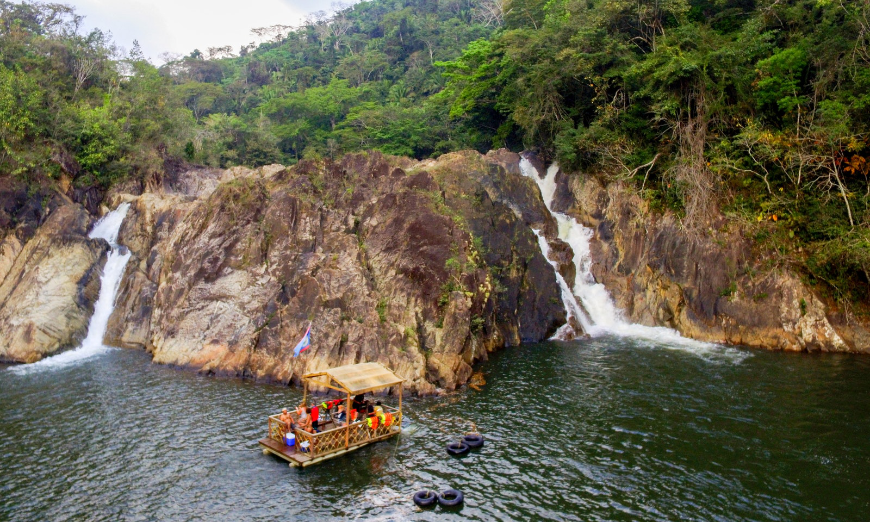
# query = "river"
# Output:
<box><xmin>3</xmin><ymin>338</ymin><xmax>870</xmax><ymax>521</ymax></box>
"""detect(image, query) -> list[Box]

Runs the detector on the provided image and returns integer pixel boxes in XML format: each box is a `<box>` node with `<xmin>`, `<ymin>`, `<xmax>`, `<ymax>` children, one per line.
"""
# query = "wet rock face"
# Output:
<box><xmin>105</xmin><ymin>151</ymin><xmax>564</xmax><ymax>393</ymax></box>
<box><xmin>563</xmin><ymin>174</ymin><xmax>865</xmax><ymax>353</ymax></box>
<box><xmin>0</xmin><ymin>205</ymin><xmax>107</xmax><ymax>363</ymax></box>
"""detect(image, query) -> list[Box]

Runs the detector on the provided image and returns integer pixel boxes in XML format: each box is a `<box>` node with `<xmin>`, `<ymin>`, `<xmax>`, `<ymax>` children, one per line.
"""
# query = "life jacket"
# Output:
<box><xmin>350</xmin><ymin>409</ymin><xmax>358</xmax><ymax>421</ymax></box>
<box><xmin>321</xmin><ymin>401</ymin><xmax>329</xmax><ymax>411</ymax></box>
<box><xmin>382</xmin><ymin>412</ymin><xmax>393</xmax><ymax>427</ymax></box>
<box><xmin>367</xmin><ymin>415</ymin><xmax>379</xmax><ymax>429</ymax></box>
<box><xmin>311</xmin><ymin>406</ymin><xmax>319</xmax><ymax>422</ymax></box>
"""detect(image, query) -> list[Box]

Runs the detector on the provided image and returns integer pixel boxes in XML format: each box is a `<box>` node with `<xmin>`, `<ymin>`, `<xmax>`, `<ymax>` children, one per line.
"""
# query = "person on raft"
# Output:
<box><xmin>334</xmin><ymin>404</ymin><xmax>347</xmax><ymax>427</ymax></box>
<box><xmin>352</xmin><ymin>393</ymin><xmax>365</xmax><ymax>413</ymax></box>
<box><xmin>279</xmin><ymin>408</ymin><xmax>296</xmax><ymax>432</ymax></box>
<box><xmin>297</xmin><ymin>406</ymin><xmax>312</xmax><ymax>432</ymax></box>
<box><xmin>310</xmin><ymin>403</ymin><xmax>320</xmax><ymax>432</ymax></box>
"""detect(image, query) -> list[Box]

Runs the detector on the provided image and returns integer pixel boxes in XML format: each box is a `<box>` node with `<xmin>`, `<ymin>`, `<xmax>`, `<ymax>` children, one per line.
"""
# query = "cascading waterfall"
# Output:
<box><xmin>531</xmin><ymin>228</ymin><xmax>592</xmax><ymax>339</ymax></box>
<box><xmin>519</xmin><ymin>158</ymin><xmax>746</xmax><ymax>357</ymax></box>
<box><xmin>12</xmin><ymin>203</ymin><xmax>132</xmax><ymax>373</ymax></box>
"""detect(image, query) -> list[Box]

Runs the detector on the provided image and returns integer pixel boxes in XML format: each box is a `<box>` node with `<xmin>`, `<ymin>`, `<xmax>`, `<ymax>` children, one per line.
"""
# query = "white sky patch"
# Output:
<box><xmin>60</xmin><ymin>0</ymin><xmax>333</xmax><ymax>63</ymax></box>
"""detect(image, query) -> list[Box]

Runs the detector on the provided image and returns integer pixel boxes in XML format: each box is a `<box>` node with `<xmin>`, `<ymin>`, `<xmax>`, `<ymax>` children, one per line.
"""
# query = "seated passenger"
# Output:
<box><xmin>279</xmin><ymin>408</ymin><xmax>296</xmax><ymax>431</ymax></box>
<box><xmin>297</xmin><ymin>406</ymin><xmax>312</xmax><ymax>432</ymax></box>
<box><xmin>374</xmin><ymin>401</ymin><xmax>384</xmax><ymax>415</ymax></box>
<box><xmin>334</xmin><ymin>404</ymin><xmax>348</xmax><ymax>427</ymax></box>
<box><xmin>352</xmin><ymin>393</ymin><xmax>365</xmax><ymax>413</ymax></box>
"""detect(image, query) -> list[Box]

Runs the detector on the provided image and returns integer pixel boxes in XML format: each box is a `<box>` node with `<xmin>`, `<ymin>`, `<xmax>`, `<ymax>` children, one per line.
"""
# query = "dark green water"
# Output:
<box><xmin>2</xmin><ymin>338</ymin><xmax>870</xmax><ymax>521</ymax></box>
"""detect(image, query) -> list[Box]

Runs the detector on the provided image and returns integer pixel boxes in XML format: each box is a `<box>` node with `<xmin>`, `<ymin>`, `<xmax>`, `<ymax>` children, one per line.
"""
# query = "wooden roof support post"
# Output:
<box><xmin>398</xmin><ymin>383</ymin><xmax>403</xmax><ymax>419</ymax></box>
<box><xmin>345</xmin><ymin>392</ymin><xmax>351</xmax><ymax>450</ymax></box>
<box><xmin>302</xmin><ymin>380</ymin><xmax>308</xmax><ymax>411</ymax></box>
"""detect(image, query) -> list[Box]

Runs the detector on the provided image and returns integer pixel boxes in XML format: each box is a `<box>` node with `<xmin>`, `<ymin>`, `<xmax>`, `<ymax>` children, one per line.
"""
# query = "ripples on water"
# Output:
<box><xmin>2</xmin><ymin>339</ymin><xmax>870</xmax><ymax>521</ymax></box>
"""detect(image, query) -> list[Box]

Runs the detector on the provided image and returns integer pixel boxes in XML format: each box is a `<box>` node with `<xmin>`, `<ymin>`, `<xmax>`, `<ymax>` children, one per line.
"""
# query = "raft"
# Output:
<box><xmin>258</xmin><ymin>362</ymin><xmax>404</xmax><ymax>467</ymax></box>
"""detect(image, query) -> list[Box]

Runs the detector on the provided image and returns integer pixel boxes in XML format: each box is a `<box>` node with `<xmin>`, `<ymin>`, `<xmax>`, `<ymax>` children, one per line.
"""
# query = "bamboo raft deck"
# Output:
<box><xmin>259</xmin><ymin>412</ymin><xmax>402</xmax><ymax>467</ymax></box>
<box><xmin>259</xmin><ymin>362</ymin><xmax>404</xmax><ymax>468</ymax></box>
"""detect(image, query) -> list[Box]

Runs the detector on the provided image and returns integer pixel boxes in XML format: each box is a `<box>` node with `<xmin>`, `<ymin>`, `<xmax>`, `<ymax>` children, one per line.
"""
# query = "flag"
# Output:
<box><xmin>293</xmin><ymin>324</ymin><xmax>312</xmax><ymax>357</ymax></box>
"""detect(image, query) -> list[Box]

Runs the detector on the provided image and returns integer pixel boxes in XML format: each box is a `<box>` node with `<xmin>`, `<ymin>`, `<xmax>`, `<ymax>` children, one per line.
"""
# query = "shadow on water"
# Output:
<box><xmin>3</xmin><ymin>339</ymin><xmax>870</xmax><ymax>521</ymax></box>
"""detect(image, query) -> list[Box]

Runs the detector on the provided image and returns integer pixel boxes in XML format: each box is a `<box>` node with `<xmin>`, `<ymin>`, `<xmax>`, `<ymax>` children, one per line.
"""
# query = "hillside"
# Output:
<box><xmin>439</xmin><ymin>0</ymin><xmax>870</xmax><ymax>312</ymax></box>
<box><xmin>0</xmin><ymin>0</ymin><xmax>867</xmax><ymax>333</ymax></box>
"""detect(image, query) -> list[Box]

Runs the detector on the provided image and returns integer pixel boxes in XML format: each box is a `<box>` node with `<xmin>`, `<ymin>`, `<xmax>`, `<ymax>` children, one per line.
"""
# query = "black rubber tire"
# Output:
<box><xmin>413</xmin><ymin>490</ymin><xmax>437</xmax><ymax>508</ymax></box>
<box><xmin>445</xmin><ymin>441</ymin><xmax>470</xmax><ymax>456</ymax></box>
<box><xmin>463</xmin><ymin>433</ymin><xmax>484</xmax><ymax>448</ymax></box>
<box><xmin>438</xmin><ymin>489</ymin><xmax>464</xmax><ymax>508</ymax></box>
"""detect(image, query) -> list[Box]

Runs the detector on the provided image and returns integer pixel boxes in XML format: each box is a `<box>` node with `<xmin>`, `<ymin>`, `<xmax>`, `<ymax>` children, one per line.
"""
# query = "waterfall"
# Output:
<box><xmin>519</xmin><ymin>159</ymin><xmax>742</xmax><ymax>355</ymax></box>
<box><xmin>12</xmin><ymin>203</ymin><xmax>132</xmax><ymax>373</ymax></box>
<box><xmin>531</xmin><ymin>228</ymin><xmax>592</xmax><ymax>339</ymax></box>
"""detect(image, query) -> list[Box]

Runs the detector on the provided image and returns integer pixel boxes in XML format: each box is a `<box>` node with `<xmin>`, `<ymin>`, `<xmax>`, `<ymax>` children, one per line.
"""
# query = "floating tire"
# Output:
<box><xmin>412</xmin><ymin>490</ymin><xmax>437</xmax><ymax>508</ymax></box>
<box><xmin>463</xmin><ymin>433</ymin><xmax>484</xmax><ymax>448</ymax></box>
<box><xmin>445</xmin><ymin>441</ymin><xmax>470</xmax><ymax>456</ymax></box>
<box><xmin>438</xmin><ymin>489</ymin><xmax>464</xmax><ymax>508</ymax></box>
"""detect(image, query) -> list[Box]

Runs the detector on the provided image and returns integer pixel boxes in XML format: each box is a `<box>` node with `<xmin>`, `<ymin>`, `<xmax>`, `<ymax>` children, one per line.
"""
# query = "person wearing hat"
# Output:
<box><xmin>334</xmin><ymin>404</ymin><xmax>347</xmax><ymax>427</ymax></box>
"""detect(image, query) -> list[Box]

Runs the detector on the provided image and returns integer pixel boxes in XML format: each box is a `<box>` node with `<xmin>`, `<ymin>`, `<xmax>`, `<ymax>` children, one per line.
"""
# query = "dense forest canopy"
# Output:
<box><xmin>0</xmin><ymin>0</ymin><xmax>496</xmax><ymax>182</ymax></box>
<box><xmin>442</xmin><ymin>0</ymin><xmax>870</xmax><ymax>308</ymax></box>
<box><xmin>0</xmin><ymin>0</ymin><xmax>868</xmax><ymax>308</ymax></box>
<box><xmin>161</xmin><ymin>0</ymin><xmax>496</xmax><ymax>164</ymax></box>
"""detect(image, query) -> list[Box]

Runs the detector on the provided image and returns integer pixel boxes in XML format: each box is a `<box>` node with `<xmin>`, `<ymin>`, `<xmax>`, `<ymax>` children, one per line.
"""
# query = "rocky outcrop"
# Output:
<box><xmin>0</xmin><ymin>205</ymin><xmax>106</xmax><ymax>363</ymax></box>
<box><xmin>4</xmin><ymin>145</ymin><xmax>868</xmax><ymax>382</ymax></box>
<box><xmin>104</xmin><ymin>151</ymin><xmax>564</xmax><ymax>393</ymax></box>
<box><xmin>557</xmin><ymin>170</ymin><xmax>869</xmax><ymax>353</ymax></box>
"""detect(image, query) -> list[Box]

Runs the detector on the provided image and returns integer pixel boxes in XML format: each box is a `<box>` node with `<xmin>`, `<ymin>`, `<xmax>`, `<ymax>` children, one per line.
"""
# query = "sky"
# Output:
<box><xmin>60</xmin><ymin>0</ymin><xmax>339</xmax><ymax>63</ymax></box>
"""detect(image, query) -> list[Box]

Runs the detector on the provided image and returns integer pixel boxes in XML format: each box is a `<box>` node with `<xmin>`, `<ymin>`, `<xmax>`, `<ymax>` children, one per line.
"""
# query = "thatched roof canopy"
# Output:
<box><xmin>303</xmin><ymin>362</ymin><xmax>403</xmax><ymax>395</ymax></box>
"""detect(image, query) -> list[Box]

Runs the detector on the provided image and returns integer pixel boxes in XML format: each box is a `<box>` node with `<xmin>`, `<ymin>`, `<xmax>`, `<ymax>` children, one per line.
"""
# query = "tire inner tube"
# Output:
<box><xmin>445</xmin><ymin>441</ymin><xmax>470</xmax><ymax>456</ymax></box>
<box><xmin>438</xmin><ymin>489</ymin><xmax>465</xmax><ymax>508</ymax></box>
<box><xmin>463</xmin><ymin>433</ymin><xmax>484</xmax><ymax>448</ymax></box>
<box><xmin>412</xmin><ymin>490</ymin><xmax>437</xmax><ymax>508</ymax></box>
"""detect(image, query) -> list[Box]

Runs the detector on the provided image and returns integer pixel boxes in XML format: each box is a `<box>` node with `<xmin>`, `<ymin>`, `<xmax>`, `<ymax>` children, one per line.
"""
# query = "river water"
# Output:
<box><xmin>3</xmin><ymin>339</ymin><xmax>870</xmax><ymax>521</ymax></box>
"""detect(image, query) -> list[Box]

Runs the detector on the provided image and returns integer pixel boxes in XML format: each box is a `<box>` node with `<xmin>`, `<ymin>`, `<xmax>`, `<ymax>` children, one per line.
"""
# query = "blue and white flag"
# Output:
<box><xmin>293</xmin><ymin>324</ymin><xmax>312</xmax><ymax>357</ymax></box>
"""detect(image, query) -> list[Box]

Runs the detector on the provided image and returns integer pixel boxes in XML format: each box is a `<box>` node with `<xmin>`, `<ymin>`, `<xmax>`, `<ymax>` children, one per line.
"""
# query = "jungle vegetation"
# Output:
<box><xmin>0</xmin><ymin>0</ymin><xmax>868</xmax><ymax>307</ymax></box>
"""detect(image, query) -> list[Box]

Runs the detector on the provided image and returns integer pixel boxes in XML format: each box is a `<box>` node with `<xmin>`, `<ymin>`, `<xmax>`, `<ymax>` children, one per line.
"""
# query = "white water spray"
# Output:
<box><xmin>12</xmin><ymin>203</ymin><xmax>132</xmax><ymax>373</ymax></box>
<box><xmin>520</xmin><ymin>159</ymin><xmax>747</xmax><ymax>360</ymax></box>
<box><xmin>532</xmin><ymin>228</ymin><xmax>592</xmax><ymax>338</ymax></box>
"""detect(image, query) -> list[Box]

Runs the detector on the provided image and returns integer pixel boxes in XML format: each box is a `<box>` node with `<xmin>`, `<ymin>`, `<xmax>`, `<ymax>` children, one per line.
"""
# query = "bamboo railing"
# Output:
<box><xmin>267</xmin><ymin>410</ymin><xmax>401</xmax><ymax>458</ymax></box>
<box><xmin>268</xmin><ymin>415</ymin><xmax>288</xmax><ymax>443</ymax></box>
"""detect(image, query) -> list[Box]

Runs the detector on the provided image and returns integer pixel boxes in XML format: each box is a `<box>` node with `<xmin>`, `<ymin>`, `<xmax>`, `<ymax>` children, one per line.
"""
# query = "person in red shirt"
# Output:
<box><xmin>310</xmin><ymin>403</ymin><xmax>320</xmax><ymax>432</ymax></box>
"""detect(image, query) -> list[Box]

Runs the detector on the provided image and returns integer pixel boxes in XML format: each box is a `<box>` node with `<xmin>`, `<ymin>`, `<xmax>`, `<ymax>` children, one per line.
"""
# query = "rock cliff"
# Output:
<box><xmin>104</xmin><ymin>151</ymin><xmax>564</xmax><ymax>393</ymax></box>
<box><xmin>541</xmin><ymin>163</ymin><xmax>870</xmax><ymax>353</ymax></box>
<box><xmin>3</xmin><ymin>148</ymin><xmax>868</xmax><ymax>386</ymax></box>
<box><xmin>0</xmin><ymin>205</ymin><xmax>107</xmax><ymax>362</ymax></box>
